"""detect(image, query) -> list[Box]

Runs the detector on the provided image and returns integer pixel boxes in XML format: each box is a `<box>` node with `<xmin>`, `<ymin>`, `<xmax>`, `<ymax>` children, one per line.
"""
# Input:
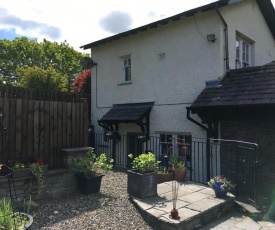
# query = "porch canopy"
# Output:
<box><xmin>188</xmin><ymin>61</ymin><xmax>275</xmax><ymax>134</ymax></box>
<box><xmin>98</xmin><ymin>102</ymin><xmax>154</xmax><ymax>134</ymax></box>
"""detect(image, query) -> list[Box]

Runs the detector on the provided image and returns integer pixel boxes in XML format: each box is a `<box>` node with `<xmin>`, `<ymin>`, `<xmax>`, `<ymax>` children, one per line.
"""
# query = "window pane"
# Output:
<box><xmin>125</xmin><ymin>66</ymin><xmax>131</xmax><ymax>81</ymax></box>
<box><xmin>236</xmin><ymin>39</ymin><xmax>240</xmax><ymax>48</ymax></box>
<box><xmin>236</xmin><ymin>49</ymin><xmax>240</xmax><ymax>59</ymax></box>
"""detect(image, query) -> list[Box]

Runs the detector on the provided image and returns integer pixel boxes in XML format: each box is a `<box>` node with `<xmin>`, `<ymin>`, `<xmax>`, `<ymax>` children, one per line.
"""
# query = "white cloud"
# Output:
<box><xmin>0</xmin><ymin>0</ymin><xmax>274</xmax><ymax>53</ymax></box>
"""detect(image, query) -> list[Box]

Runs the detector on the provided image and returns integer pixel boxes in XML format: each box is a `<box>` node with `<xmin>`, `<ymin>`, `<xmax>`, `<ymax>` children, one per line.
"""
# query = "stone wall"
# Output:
<box><xmin>0</xmin><ymin>169</ymin><xmax>77</xmax><ymax>204</ymax></box>
<box><xmin>221</xmin><ymin>120</ymin><xmax>275</xmax><ymax>207</ymax></box>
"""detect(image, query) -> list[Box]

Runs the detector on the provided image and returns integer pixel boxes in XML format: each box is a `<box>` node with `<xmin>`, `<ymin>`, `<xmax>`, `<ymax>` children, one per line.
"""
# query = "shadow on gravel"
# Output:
<box><xmin>31</xmin><ymin>192</ymin><xmax>117</xmax><ymax>229</ymax></box>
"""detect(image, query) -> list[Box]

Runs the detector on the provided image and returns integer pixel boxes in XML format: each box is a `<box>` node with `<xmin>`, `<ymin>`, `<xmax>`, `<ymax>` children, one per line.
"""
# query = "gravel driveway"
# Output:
<box><xmin>32</xmin><ymin>170</ymin><xmax>154</xmax><ymax>229</ymax></box>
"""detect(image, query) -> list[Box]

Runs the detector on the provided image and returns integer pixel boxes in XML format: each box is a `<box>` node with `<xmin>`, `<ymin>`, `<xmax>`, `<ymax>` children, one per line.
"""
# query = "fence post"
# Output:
<box><xmin>206</xmin><ymin>133</ymin><xmax>211</xmax><ymax>181</ymax></box>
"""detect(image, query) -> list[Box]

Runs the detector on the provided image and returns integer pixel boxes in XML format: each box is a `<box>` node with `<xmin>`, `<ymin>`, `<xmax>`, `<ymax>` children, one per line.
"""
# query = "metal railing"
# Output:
<box><xmin>92</xmin><ymin>133</ymin><xmax>258</xmax><ymax>205</ymax></box>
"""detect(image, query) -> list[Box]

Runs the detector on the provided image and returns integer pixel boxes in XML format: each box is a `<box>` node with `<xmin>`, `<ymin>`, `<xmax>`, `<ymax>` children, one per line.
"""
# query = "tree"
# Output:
<box><xmin>0</xmin><ymin>37</ymin><xmax>88</xmax><ymax>90</ymax></box>
<box><xmin>71</xmin><ymin>69</ymin><xmax>91</xmax><ymax>94</ymax></box>
<box><xmin>72</xmin><ymin>69</ymin><xmax>91</xmax><ymax>121</ymax></box>
<box><xmin>16</xmin><ymin>66</ymin><xmax>67</xmax><ymax>92</ymax></box>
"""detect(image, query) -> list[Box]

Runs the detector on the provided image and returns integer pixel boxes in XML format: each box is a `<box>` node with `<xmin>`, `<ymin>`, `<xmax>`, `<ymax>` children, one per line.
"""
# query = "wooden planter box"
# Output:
<box><xmin>157</xmin><ymin>172</ymin><xmax>173</xmax><ymax>184</ymax></box>
<box><xmin>12</xmin><ymin>165</ymin><xmax>48</xmax><ymax>178</ymax></box>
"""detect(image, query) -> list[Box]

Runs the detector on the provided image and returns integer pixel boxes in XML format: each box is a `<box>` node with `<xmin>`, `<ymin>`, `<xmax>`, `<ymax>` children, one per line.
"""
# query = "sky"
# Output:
<box><xmin>0</xmin><ymin>0</ymin><xmax>275</xmax><ymax>53</ymax></box>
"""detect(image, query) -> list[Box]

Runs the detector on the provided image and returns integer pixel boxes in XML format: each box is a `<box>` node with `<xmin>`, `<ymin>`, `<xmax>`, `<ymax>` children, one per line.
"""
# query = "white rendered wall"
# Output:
<box><xmin>90</xmin><ymin>0</ymin><xmax>275</xmax><ymax>137</ymax></box>
<box><xmin>220</xmin><ymin>0</ymin><xmax>275</xmax><ymax>68</ymax></box>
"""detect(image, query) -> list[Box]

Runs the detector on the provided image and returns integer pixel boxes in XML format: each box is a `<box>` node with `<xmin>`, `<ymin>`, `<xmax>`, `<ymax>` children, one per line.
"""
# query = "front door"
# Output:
<box><xmin>127</xmin><ymin>133</ymin><xmax>143</xmax><ymax>168</ymax></box>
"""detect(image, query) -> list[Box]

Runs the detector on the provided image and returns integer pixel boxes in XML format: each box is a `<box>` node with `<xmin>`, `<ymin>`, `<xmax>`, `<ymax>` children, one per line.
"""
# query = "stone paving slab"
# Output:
<box><xmin>131</xmin><ymin>181</ymin><xmax>275</xmax><ymax>230</ymax></box>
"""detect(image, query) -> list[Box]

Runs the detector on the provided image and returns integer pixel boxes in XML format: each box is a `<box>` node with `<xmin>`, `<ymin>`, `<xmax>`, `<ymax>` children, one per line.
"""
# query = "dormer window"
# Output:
<box><xmin>235</xmin><ymin>34</ymin><xmax>254</xmax><ymax>69</ymax></box>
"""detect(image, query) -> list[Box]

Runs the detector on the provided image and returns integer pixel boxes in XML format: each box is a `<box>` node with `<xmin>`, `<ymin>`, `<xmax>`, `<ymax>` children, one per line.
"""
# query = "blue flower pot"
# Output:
<box><xmin>213</xmin><ymin>181</ymin><xmax>227</xmax><ymax>198</ymax></box>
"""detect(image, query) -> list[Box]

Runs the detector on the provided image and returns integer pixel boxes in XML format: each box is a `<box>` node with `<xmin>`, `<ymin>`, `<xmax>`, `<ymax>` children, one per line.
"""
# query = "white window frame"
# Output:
<box><xmin>122</xmin><ymin>55</ymin><xmax>131</xmax><ymax>83</ymax></box>
<box><xmin>235</xmin><ymin>34</ymin><xmax>254</xmax><ymax>69</ymax></box>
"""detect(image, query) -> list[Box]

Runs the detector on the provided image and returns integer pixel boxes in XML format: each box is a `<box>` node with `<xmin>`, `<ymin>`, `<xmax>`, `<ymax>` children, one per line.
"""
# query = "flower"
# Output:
<box><xmin>35</xmin><ymin>158</ymin><xmax>44</xmax><ymax>165</ymax></box>
<box><xmin>208</xmin><ymin>175</ymin><xmax>236</xmax><ymax>192</ymax></box>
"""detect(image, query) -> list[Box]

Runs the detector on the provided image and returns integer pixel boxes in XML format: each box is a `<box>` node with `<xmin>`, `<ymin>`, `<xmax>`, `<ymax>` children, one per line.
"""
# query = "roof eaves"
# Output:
<box><xmin>80</xmin><ymin>0</ymin><xmax>231</xmax><ymax>50</ymax></box>
<box><xmin>256</xmin><ymin>0</ymin><xmax>275</xmax><ymax>40</ymax></box>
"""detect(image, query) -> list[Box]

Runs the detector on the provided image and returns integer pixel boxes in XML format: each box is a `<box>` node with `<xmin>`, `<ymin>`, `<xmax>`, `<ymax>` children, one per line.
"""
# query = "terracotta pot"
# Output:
<box><xmin>172</xmin><ymin>167</ymin><xmax>187</xmax><ymax>181</ymax></box>
<box><xmin>170</xmin><ymin>208</ymin><xmax>179</xmax><ymax>219</ymax></box>
<box><xmin>157</xmin><ymin>172</ymin><xmax>173</xmax><ymax>184</ymax></box>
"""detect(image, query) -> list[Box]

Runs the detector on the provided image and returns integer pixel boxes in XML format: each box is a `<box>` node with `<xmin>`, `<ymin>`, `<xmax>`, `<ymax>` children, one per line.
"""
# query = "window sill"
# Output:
<box><xmin>118</xmin><ymin>81</ymin><xmax>132</xmax><ymax>86</ymax></box>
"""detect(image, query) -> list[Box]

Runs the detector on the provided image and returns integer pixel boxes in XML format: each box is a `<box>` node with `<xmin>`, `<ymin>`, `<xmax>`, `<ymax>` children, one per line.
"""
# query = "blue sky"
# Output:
<box><xmin>0</xmin><ymin>0</ymin><xmax>275</xmax><ymax>52</ymax></box>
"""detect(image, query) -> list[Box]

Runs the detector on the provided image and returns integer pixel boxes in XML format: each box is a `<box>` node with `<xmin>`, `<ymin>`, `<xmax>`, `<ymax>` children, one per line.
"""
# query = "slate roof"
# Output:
<box><xmin>191</xmin><ymin>61</ymin><xmax>275</xmax><ymax>109</ymax></box>
<box><xmin>99</xmin><ymin>102</ymin><xmax>154</xmax><ymax>123</ymax></box>
<box><xmin>81</xmin><ymin>0</ymin><xmax>275</xmax><ymax>49</ymax></box>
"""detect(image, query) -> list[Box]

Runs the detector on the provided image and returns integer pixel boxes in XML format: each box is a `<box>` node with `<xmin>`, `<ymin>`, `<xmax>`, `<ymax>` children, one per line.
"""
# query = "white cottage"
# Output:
<box><xmin>81</xmin><ymin>0</ymin><xmax>275</xmax><ymax>169</ymax></box>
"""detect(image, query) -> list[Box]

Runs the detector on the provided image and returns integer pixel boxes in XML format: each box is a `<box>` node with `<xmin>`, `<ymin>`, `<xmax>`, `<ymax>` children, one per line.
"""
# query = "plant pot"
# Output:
<box><xmin>12</xmin><ymin>168</ymin><xmax>32</xmax><ymax>178</ymax></box>
<box><xmin>6</xmin><ymin>212</ymin><xmax>33</xmax><ymax>230</ymax></box>
<box><xmin>172</xmin><ymin>167</ymin><xmax>187</xmax><ymax>181</ymax></box>
<box><xmin>213</xmin><ymin>181</ymin><xmax>228</xmax><ymax>198</ymax></box>
<box><xmin>75</xmin><ymin>173</ymin><xmax>104</xmax><ymax>195</ymax></box>
<box><xmin>157</xmin><ymin>172</ymin><xmax>173</xmax><ymax>184</ymax></box>
<box><xmin>12</xmin><ymin>165</ymin><xmax>48</xmax><ymax>178</ymax></box>
<box><xmin>127</xmin><ymin>169</ymin><xmax>157</xmax><ymax>199</ymax></box>
<box><xmin>19</xmin><ymin>212</ymin><xmax>33</xmax><ymax>230</ymax></box>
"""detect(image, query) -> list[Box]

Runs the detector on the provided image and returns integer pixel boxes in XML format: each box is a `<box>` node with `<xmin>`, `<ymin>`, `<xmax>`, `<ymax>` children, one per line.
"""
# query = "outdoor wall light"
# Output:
<box><xmin>207</xmin><ymin>34</ymin><xmax>216</xmax><ymax>43</ymax></box>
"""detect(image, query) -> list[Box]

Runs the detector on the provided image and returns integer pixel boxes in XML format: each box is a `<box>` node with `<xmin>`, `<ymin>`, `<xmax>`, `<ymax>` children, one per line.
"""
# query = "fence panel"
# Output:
<box><xmin>0</xmin><ymin>87</ymin><xmax>89</xmax><ymax>169</ymax></box>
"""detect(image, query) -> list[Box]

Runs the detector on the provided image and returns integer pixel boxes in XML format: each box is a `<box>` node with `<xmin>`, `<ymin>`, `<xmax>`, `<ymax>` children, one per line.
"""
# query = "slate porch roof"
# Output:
<box><xmin>190</xmin><ymin>61</ymin><xmax>275</xmax><ymax>109</ymax></box>
<box><xmin>99</xmin><ymin>102</ymin><xmax>154</xmax><ymax>123</ymax></box>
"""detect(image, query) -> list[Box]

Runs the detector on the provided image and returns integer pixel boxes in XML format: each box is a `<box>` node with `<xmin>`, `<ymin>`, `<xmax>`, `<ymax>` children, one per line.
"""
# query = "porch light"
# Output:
<box><xmin>207</xmin><ymin>34</ymin><xmax>216</xmax><ymax>43</ymax></box>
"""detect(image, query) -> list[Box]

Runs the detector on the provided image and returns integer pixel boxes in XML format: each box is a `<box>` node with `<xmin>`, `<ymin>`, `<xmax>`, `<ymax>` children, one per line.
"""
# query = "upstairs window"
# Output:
<box><xmin>122</xmin><ymin>56</ymin><xmax>131</xmax><ymax>82</ymax></box>
<box><xmin>235</xmin><ymin>35</ymin><xmax>253</xmax><ymax>69</ymax></box>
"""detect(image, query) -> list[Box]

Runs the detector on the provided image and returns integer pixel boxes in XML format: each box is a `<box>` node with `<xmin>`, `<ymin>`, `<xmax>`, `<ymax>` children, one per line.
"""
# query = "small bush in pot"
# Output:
<box><xmin>0</xmin><ymin>197</ymin><xmax>33</xmax><ymax>230</ymax></box>
<box><xmin>73</xmin><ymin>148</ymin><xmax>113</xmax><ymax>194</ymax></box>
<box><xmin>208</xmin><ymin>175</ymin><xmax>236</xmax><ymax>198</ymax></box>
<box><xmin>127</xmin><ymin>153</ymin><xmax>160</xmax><ymax>199</ymax></box>
<box><xmin>170</xmin><ymin>154</ymin><xmax>187</xmax><ymax>181</ymax></box>
<box><xmin>128</xmin><ymin>152</ymin><xmax>160</xmax><ymax>174</ymax></box>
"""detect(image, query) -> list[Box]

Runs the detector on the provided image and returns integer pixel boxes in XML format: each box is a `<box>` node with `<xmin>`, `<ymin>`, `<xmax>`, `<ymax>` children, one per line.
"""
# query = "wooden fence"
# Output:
<box><xmin>0</xmin><ymin>87</ymin><xmax>89</xmax><ymax>169</ymax></box>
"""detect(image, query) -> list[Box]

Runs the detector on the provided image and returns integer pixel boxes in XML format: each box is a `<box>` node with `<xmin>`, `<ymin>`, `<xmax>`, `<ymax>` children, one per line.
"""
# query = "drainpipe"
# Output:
<box><xmin>187</xmin><ymin>107</ymin><xmax>211</xmax><ymax>181</ymax></box>
<box><xmin>215</xmin><ymin>4</ymin><xmax>229</xmax><ymax>73</ymax></box>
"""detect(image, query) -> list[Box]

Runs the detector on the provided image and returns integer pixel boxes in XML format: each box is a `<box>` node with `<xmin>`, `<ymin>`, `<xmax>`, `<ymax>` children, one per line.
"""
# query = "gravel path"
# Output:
<box><xmin>31</xmin><ymin>170</ymin><xmax>154</xmax><ymax>230</ymax></box>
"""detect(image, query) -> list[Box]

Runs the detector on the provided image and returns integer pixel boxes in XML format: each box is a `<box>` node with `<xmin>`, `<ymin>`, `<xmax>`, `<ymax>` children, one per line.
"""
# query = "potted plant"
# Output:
<box><xmin>157</xmin><ymin>168</ymin><xmax>173</xmax><ymax>184</ymax></box>
<box><xmin>208</xmin><ymin>175</ymin><xmax>236</xmax><ymax>198</ymax></box>
<box><xmin>0</xmin><ymin>197</ymin><xmax>33</xmax><ymax>230</ymax></box>
<box><xmin>73</xmin><ymin>148</ymin><xmax>113</xmax><ymax>194</ymax></box>
<box><xmin>11</xmin><ymin>158</ymin><xmax>48</xmax><ymax>179</ymax></box>
<box><xmin>170</xmin><ymin>154</ymin><xmax>187</xmax><ymax>181</ymax></box>
<box><xmin>127</xmin><ymin>152</ymin><xmax>160</xmax><ymax>199</ymax></box>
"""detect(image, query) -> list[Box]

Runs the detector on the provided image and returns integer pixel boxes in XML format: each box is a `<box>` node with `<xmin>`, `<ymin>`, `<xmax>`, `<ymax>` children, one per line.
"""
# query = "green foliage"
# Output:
<box><xmin>29</xmin><ymin>163</ymin><xmax>45</xmax><ymax>195</ymax></box>
<box><xmin>0</xmin><ymin>197</ymin><xmax>32</xmax><ymax>230</ymax></box>
<box><xmin>71</xmin><ymin>69</ymin><xmax>91</xmax><ymax>94</ymax></box>
<box><xmin>208</xmin><ymin>175</ymin><xmax>236</xmax><ymax>192</ymax></box>
<box><xmin>0</xmin><ymin>197</ymin><xmax>13</xmax><ymax>229</ymax></box>
<box><xmin>16</xmin><ymin>66</ymin><xmax>67</xmax><ymax>91</ymax></box>
<box><xmin>128</xmin><ymin>153</ymin><xmax>160</xmax><ymax>174</ymax></box>
<box><xmin>170</xmin><ymin>155</ymin><xmax>185</xmax><ymax>168</ymax></box>
<box><xmin>0</xmin><ymin>37</ymin><xmax>88</xmax><ymax>90</ymax></box>
<box><xmin>73</xmin><ymin>148</ymin><xmax>113</xmax><ymax>177</ymax></box>
<box><xmin>11</xmin><ymin>162</ymin><xmax>25</xmax><ymax>170</ymax></box>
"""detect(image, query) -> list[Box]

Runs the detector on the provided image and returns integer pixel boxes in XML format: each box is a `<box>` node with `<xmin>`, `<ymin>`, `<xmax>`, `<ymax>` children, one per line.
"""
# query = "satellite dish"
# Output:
<box><xmin>80</xmin><ymin>57</ymin><xmax>97</xmax><ymax>70</ymax></box>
